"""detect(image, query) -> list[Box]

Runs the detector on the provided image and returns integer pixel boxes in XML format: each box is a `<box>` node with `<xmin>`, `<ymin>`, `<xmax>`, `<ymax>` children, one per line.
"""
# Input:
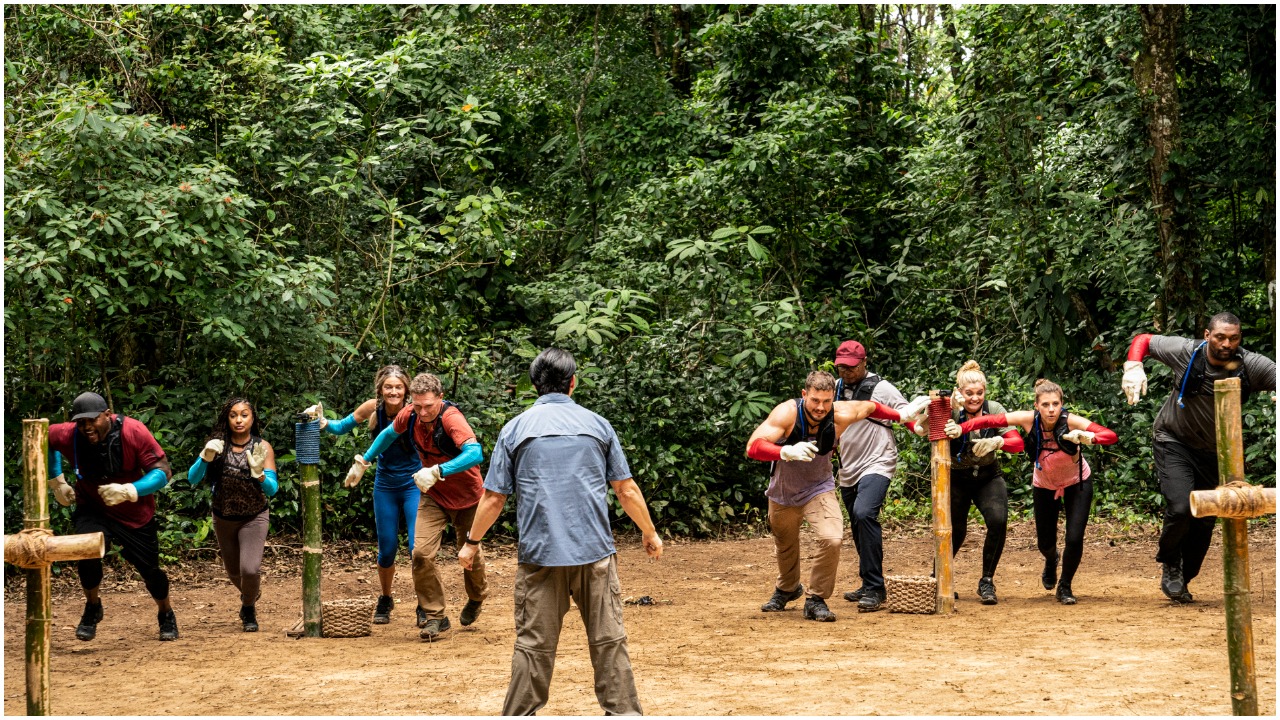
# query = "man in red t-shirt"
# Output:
<box><xmin>45</xmin><ymin>392</ymin><xmax>178</xmax><ymax>641</ymax></box>
<box><xmin>346</xmin><ymin>373</ymin><xmax>487</xmax><ymax>641</ymax></box>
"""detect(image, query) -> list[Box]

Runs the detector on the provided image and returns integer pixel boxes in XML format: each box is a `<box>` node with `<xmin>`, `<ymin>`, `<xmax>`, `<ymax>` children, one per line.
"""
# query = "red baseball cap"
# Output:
<box><xmin>834</xmin><ymin>340</ymin><xmax>866</xmax><ymax>367</ymax></box>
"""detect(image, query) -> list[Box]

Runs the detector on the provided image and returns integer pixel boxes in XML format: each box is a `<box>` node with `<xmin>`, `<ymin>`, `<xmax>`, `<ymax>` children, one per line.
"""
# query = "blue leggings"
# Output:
<box><xmin>373</xmin><ymin>483</ymin><xmax>420</xmax><ymax>568</ymax></box>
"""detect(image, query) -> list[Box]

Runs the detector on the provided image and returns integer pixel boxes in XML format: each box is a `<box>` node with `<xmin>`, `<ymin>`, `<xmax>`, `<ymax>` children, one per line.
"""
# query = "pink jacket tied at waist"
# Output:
<box><xmin>1033</xmin><ymin>449</ymin><xmax>1090</xmax><ymax>500</ymax></box>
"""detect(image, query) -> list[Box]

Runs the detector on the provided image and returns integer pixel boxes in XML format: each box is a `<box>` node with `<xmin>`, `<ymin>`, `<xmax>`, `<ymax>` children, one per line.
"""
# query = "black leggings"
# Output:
<box><xmin>950</xmin><ymin>470</ymin><xmax>1008</xmax><ymax>579</ymax></box>
<box><xmin>72</xmin><ymin>510</ymin><xmax>170</xmax><ymax>600</ymax></box>
<box><xmin>1033</xmin><ymin>480</ymin><xmax>1093</xmax><ymax>587</ymax></box>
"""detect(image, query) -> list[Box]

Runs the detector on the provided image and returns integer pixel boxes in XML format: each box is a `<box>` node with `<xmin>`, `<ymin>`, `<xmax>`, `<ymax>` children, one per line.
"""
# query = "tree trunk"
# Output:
<box><xmin>1135</xmin><ymin>5</ymin><xmax>1199</xmax><ymax>332</ymax></box>
<box><xmin>669</xmin><ymin>4</ymin><xmax>692</xmax><ymax>96</ymax></box>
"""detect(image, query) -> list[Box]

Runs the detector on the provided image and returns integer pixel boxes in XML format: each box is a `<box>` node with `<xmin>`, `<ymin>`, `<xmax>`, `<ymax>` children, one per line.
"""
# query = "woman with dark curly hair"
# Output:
<box><xmin>186</xmin><ymin>397</ymin><xmax>278</xmax><ymax>631</ymax></box>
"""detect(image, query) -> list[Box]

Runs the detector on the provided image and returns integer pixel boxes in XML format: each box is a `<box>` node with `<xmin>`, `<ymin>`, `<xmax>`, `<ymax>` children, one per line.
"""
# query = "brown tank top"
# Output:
<box><xmin>211</xmin><ymin>439</ymin><xmax>268</xmax><ymax>520</ymax></box>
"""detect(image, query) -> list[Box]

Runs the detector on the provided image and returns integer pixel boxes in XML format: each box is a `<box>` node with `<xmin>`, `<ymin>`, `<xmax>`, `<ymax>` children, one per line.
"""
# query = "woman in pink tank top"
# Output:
<box><xmin>955</xmin><ymin>379</ymin><xmax>1117</xmax><ymax>605</ymax></box>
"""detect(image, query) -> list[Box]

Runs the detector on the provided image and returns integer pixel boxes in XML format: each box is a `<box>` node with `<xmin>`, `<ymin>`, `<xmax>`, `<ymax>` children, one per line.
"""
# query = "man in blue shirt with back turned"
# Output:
<box><xmin>459</xmin><ymin>347</ymin><xmax>663</xmax><ymax>716</ymax></box>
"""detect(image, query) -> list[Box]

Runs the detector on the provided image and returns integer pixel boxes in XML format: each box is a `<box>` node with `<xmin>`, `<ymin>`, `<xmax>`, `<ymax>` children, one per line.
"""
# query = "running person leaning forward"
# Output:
<box><xmin>460</xmin><ymin>347</ymin><xmax>663</xmax><ymax>715</ymax></box>
<box><xmin>348</xmin><ymin>372</ymin><xmax>487</xmax><ymax>640</ymax></box>
<box><xmin>936</xmin><ymin>360</ymin><xmax>1025</xmax><ymax>605</ymax></box>
<box><xmin>956</xmin><ymin>378</ymin><xmax>1118</xmax><ymax>604</ymax></box>
<box><xmin>746</xmin><ymin>370</ymin><xmax>929</xmax><ymax>622</ymax></box>
<box><xmin>46</xmin><ymin>391</ymin><xmax>179</xmax><ymax>641</ymax></box>
<box><xmin>1120</xmin><ymin>311</ymin><xmax>1276</xmax><ymax>603</ymax></box>
<box><xmin>830</xmin><ymin>339</ymin><xmax>928</xmax><ymax>612</ymax></box>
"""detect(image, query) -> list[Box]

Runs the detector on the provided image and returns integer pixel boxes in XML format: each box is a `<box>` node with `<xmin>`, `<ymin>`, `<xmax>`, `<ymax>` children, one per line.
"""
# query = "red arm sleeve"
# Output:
<box><xmin>959</xmin><ymin>413</ymin><xmax>1008</xmax><ymax>434</ymax></box>
<box><xmin>869</xmin><ymin>402</ymin><xmax>900</xmax><ymax>422</ymax></box>
<box><xmin>1086</xmin><ymin>422</ymin><xmax>1118</xmax><ymax>446</ymax></box>
<box><xmin>1000</xmin><ymin>429</ymin><xmax>1024</xmax><ymax>453</ymax></box>
<box><xmin>747</xmin><ymin>437</ymin><xmax>782</xmax><ymax>462</ymax></box>
<box><xmin>392</xmin><ymin>405</ymin><xmax>413</xmax><ymax>434</ymax></box>
<box><xmin>1127</xmin><ymin>334</ymin><xmax>1153</xmax><ymax>362</ymax></box>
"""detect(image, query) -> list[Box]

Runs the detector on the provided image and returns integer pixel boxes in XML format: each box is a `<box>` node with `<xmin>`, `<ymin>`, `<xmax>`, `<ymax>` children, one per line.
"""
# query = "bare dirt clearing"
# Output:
<box><xmin>4</xmin><ymin>520</ymin><xmax>1274</xmax><ymax>715</ymax></box>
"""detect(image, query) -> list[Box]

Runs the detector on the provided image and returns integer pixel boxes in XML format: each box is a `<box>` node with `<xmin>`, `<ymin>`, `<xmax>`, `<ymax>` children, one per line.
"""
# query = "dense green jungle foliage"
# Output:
<box><xmin>5</xmin><ymin>5</ymin><xmax>1275</xmax><ymax>556</ymax></box>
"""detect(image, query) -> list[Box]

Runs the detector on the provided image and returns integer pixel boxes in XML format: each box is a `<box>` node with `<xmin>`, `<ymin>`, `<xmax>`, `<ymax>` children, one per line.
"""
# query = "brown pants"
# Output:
<box><xmin>412</xmin><ymin>494</ymin><xmax>487</xmax><ymax>618</ymax></box>
<box><xmin>502</xmin><ymin>555</ymin><xmax>642</xmax><ymax>716</ymax></box>
<box><xmin>768</xmin><ymin>490</ymin><xmax>843</xmax><ymax>599</ymax></box>
<box><xmin>212</xmin><ymin>510</ymin><xmax>269</xmax><ymax>606</ymax></box>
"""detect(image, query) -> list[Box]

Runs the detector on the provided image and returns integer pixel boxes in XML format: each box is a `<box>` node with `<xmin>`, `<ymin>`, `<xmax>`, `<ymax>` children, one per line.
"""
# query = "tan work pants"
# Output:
<box><xmin>411</xmin><ymin>494</ymin><xmax>487</xmax><ymax>618</ymax></box>
<box><xmin>502</xmin><ymin>555</ymin><xmax>642</xmax><ymax>716</ymax></box>
<box><xmin>768</xmin><ymin>490</ymin><xmax>843</xmax><ymax>599</ymax></box>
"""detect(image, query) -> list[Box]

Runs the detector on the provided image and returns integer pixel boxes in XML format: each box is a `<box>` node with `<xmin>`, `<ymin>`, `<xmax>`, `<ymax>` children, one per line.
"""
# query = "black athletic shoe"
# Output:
<box><xmin>857</xmin><ymin>591</ymin><xmax>886</xmax><ymax>613</ymax></box>
<box><xmin>1042</xmin><ymin>554</ymin><xmax>1059</xmax><ymax>590</ymax></box>
<box><xmin>1174</xmin><ymin>581</ymin><xmax>1194</xmax><ymax>604</ymax></box>
<box><xmin>239</xmin><ymin>605</ymin><xmax>259</xmax><ymax>632</ymax></box>
<box><xmin>1160</xmin><ymin>563</ymin><xmax>1186</xmax><ymax>601</ymax></box>
<box><xmin>420</xmin><ymin>616</ymin><xmax>451</xmax><ymax>642</ymax></box>
<box><xmin>76</xmin><ymin>600</ymin><xmax>103</xmax><ymax>642</ymax></box>
<box><xmin>978</xmin><ymin>577</ymin><xmax>998</xmax><ymax>605</ymax></box>
<box><xmin>761</xmin><ymin>584</ymin><xmax>804</xmax><ymax>612</ymax></box>
<box><xmin>459</xmin><ymin>599</ymin><xmax>483</xmax><ymax>627</ymax></box>
<box><xmin>1055</xmin><ymin>583</ymin><xmax>1077</xmax><ymax>605</ymax></box>
<box><xmin>802</xmin><ymin>596</ymin><xmax>837</xmax><ymax>622</ymax></box>
<box><xmin>842</xmin><ymin>587</ymin><xmax>868</xmax><ymax>603</ymax></box>
<box><xmin>158</xmin><ymin>609</ymin><xmax>179</xmax><ymax>641</ymax></box>
<box><xmin>373</xmin><ymin>595</ymin><xmax>394</xmax><ymax>625</ymax></box>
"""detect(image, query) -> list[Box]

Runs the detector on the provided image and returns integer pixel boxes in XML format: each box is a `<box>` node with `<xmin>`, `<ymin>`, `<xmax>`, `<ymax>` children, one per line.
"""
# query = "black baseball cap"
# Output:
<box><xmin>71</xmin><ymin>392</ymin><xmax>109</xmax><ymax>421</ymax></box>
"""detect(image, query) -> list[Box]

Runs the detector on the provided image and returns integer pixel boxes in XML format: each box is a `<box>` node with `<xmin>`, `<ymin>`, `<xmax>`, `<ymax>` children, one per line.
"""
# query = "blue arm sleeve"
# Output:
<box><xmin>260</xmin><ymin>469</ymin><xmax>279</xmax><ymax>497</ymax></box>
<box><xmin>133</xmin><ymin>467</ymin><xmax>168</xmax><ymax>497</ymax></box>
<box><xmin>187</xmin><ymin>456</ymin><xmax>208</xmax><ymax>486</ymax></box>
<box><xmin>440</xmin><ymin>441</ymin><xmax>483</xmax><ymax>477</ymax></box>
<box><xmin>49</xmin><ymin>450</ymin><xmax>63</xmax><ymax>478</ymax></box>
<box><xmin>324</xmin><ymin>413</ymin><xmax>358</xmax><ymax>436</ymax></box>
<box><xmin>362</xmin><ymin>423</ymin><xmax>403</xmax><ymax>462</ymax></box>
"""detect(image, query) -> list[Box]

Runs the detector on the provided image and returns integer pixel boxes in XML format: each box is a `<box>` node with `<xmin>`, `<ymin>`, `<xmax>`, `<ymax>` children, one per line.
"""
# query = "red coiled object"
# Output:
<box><xmin>927</xmin><ymin>395</ymin><xmax>951</xmax><ymax>441</ymax></box>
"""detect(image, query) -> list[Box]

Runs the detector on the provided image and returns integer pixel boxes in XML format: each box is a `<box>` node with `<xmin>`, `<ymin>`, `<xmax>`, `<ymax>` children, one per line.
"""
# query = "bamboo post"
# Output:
<box><xmin>1204</xmin><ymin>378</ymin><xmax>1258</xmax><ymax>715</ymax></box>
<box><xmin>928</xmin><ymin>391</ymin><xmax>954</xmax><ymax>614</ymax></box>
<box><xmin>295</xmin><ymin>418</ymin><xmax>323</xmax><ymax>638</ymax></box>
<box><xmin>10</xmin><ymin>419</ymin><xmax>105</xmax><ymax>716</ymax></box>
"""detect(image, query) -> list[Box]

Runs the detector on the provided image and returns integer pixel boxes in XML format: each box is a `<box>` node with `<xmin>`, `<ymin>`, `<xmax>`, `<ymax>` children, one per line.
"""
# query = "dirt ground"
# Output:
<box><xmin>4</xmin><ymin>519</ymin><xmax>1275</xmax><ymax>716</ymax></box>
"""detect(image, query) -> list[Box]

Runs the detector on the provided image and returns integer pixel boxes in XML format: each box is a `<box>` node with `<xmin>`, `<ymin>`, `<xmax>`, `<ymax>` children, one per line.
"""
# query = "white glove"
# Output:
<box><xmin>1121</xmin><ymin>360</ymin><xmax>1147</xmax><ymax>405</ymax></box>
<box><xmin>900</xmin><ymin>395</ymin><xmax>931</xmax><ymax>424</ymax></box>
<box><xmin>414</xmin><ymin>465</ymin><xmax>443</xmax><ymax>493</ymax></box>
<box><xmin>247</xmin><ymin>443</ymin><xmax>269</xmax><ymax>479</ymax></box>
<box><xmin>970</xmin><ymin>437</ymin><xmax>1005</xmax><ymax>457</ymax></box>
<box><xmin>1062</xmin><ymin>429</ymin><xmax>1095</xmax><ymax>446</ymax></box>
<box><xmin>779</xmin><ymin>441</ymin><xmax>818</xmax><ymax>462</ymax></box>
<box><xmin>344</xmin><ymin>455</ymin><xmax>369</xmax><ymax>488</ymax></box>
<box><xmin>303</xmin><ymin>403</ymin><xmax>328</xmax><ymax>430</ymax></box>
<box><xmin>98</xmin><ymin>483</ymin><xmax>138</xmax><ymax>506</ymax></box>
<box><xmin>50</xmin><ymin>474</ymin><xmax>76</xmax><ymax>506</ymax></box>
<box><xmin>911</xmin><ymin>420</ymin><xmax>928</xmax><ymax>437</ymax></box>
<box><xmin>200</xmin><ymin>439</ymin><xmax>225</xmax><ymax>462</ymax></box>
<box><xmin>943</xmin><ymin>419</ymin><xmax>963</xmax><ymax>439</ymax></box>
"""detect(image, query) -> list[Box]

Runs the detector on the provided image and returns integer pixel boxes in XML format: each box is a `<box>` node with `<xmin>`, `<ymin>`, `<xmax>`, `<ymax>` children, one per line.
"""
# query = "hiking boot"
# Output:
<box><xmin>460</xmin><ymin>599</ymin><xmax>483</xmax><ymax>627</ymax></box>
<box><xmin>1160</xmin><ymin>562</ymin><xmax>1186</xmax><ymax>601</ymax></box>
<box><xmin>158</xmin><ymin>609</ymin><xmax>179</xmax><ymax>641</ymax></box>
<box><xmin>1055</xmin><ymin>583</ymin><xmax>1077</xmax><ymax>605</ymax></box>
<box><xmin>1041</xmin><ymin>554</ymin><xmax>1059</xmax><ymax>590</ymax></box>
<box><xmin>802</xmin><ymin>596</ymin><xmax>836</xmax><ymax>622</ymax></box>
<box><xmin>761</xmin><ymin>584</ymin><xmax>804</xmax><ymax>612</ymax></box>
<box><xmin>76</xmin><ymin>600</ymin><xmax>103</xmax><ymax>642</ymax></box>
<box><xmin>416</xmin><ymin>606</ymin><xmax>428</xmax><ymax>628</ymax></box>
<box><xmin>239</xmin><ymin>605</ymin><xmax>259</xmax><ymax>632</ymax></box>
<box><xmin>842</xmin><ymin>587</ymin><xmax>868</xmax><ymax>603</ymax></box>
<box><xmin>1176</xmin><ymin>589</ymin><xmax>1193</xmax><ymax>604</ymax></box>
<box><xmin>978</xmin><ymin>577</ymin><xmax>998</xmax><ymax>605</ymax></box>
<box><xmin>420</xmin><ymin>616</ymin><xmax>451</xmax><ymax>642</ymax></box>
<box><xmin>857</xmin><ymin>590</ymin><xmax>886</xmax><ymax>613</ymax></box>
<box><xmin>373</xmin><ymin>595</ymin><xmax>394</xmax><ymax>625</ymax></box>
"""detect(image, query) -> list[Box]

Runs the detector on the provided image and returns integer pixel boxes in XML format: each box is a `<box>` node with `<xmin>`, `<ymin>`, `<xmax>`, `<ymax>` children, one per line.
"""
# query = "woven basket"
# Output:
<box><xmin>886</xmin><ymin>575</ymin><xmax>937</xmax><ymax>614</ymax></box>
<box><xmin>321</xmin><ymin>598</ymin><xmax>376</xmax><ymax>638</ymax></box>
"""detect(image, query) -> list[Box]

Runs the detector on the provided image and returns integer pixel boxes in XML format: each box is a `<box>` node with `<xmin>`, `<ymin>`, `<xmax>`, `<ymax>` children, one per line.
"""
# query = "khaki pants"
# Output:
<box><xmin>502</xmin><ymin>555</ymin><xmax>642</xmax><ymax>716</ymax></box>
<box><xmin>768</xmin><ymin>490</ymin><xmax>843</xmax><ymax>599</ymax></box>
<box><xmin>411</xmin><ymin>494</ymin><xmax>487</xmax><ymax>618</ymax></box>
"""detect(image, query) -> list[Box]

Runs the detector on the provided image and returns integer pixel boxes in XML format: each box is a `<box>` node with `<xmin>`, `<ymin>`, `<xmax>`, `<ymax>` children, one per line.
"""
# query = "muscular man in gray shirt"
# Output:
<box><xmin>1121</xmin><ymin>312</ymin><xmax>1276</xmax><ymax>603</ymax></box>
